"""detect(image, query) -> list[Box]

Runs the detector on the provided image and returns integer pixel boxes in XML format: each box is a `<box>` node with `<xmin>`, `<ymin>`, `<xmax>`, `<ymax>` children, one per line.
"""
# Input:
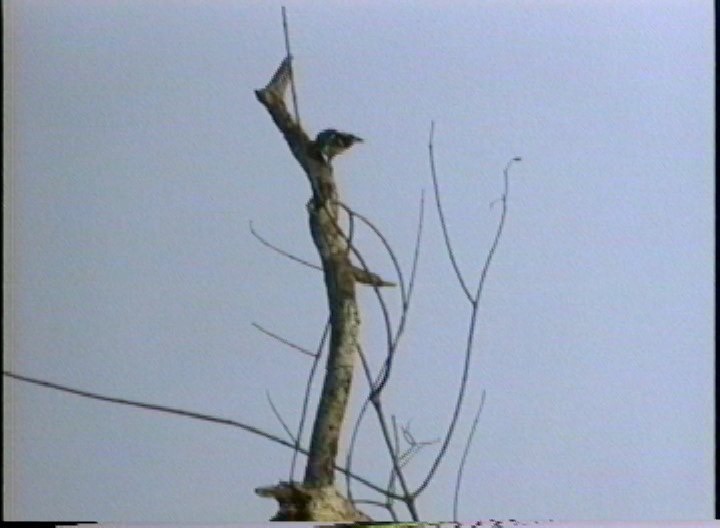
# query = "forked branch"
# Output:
<box><xmin>414</xmin><ymin>127</ymin><xmax>521</xmax><ymax>498</ymax></box>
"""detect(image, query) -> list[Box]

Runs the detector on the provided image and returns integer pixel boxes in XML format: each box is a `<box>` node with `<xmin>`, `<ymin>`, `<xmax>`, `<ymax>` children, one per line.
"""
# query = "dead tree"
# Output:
<box><xmin>253</xmin><ymin>56</ymin><xmax>388</xmax><ymax>521</ymax></box>
<box><xmin>252</xmin><ymin>46</ymin><xmax>521</xmax><ymax>520</ymax></box>
<box><xmin>3</xmin><ymin>41</ymin><xmax>520</xmax><ymax>525</ymax></box>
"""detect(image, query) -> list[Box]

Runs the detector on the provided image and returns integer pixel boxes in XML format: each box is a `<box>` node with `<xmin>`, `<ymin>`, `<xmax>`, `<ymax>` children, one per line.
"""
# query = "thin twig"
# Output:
<box><xmin>428</xmin><ymin>121</ymin><xmax>472</xmax><ymax>302</ymax></box>
<box><xmin>371</xmin><ymin>398</ymin><xmax>420</xmax><ymax>519</ymax></box>
<box><xmin>405</xmin><ymin>190</ymin><xmax>425</xmax><ymax>311</ymax></box>
<box><xmin>344</xmin><ymin>360</ymin><xmax>379</xmax><ymax>503</ymax></box>
<box><xmin>453</xmin><ymin>390</ymin><xmax>487</xmax><ymax>522</ymax></box>
<box><xmin>250</xmin><ymin>221</ymin><xmax>321</xmax><ymax>272</ymax></box>
<box><xmin>370</xmin><ymin>192</ymin><xmax>425</xmax><ymax>398</ymax></box>
<box><xmin>252</xmin><ymin>322</ymin><xmax>317</xmax><ymax>358</ymax></box>
<box><xmin>346</xmin><ymin>203</ymin><xmax>356</xmax><ymax>256</ymax></box>
<box><xmin>345</xmin><ymin>393</ymin><xmax>373</xmax><ymax>504</ymax></box>
<box><xmin>341</xmin><ymin>236</ymin><xmax>395</xmax><ymax>394</ymax></box>
<box><xmin>336</xmin><ymin>201</ymin><xmax>407</xmax><ymax>303</ymax></box>
<box><xmin>473</xmin><ymin>157</ymin><xmax>522</xmax><ymax>306</ymax></box>
<box><xmin>290</xmin><ymin>318</ymin><xmax>330</xmax><ymax>481</ymax></box>
<box><xmin>329</xmin><ymin>203</ymin><xmax>423</xmax><ymax>519</ymax></box>
<box><xmin>281</xmin><ymin>6</ymin><xmax>300</xmax><ymax>126</ymax></box>
<box><xmin>326</xmin><ymin>205</ymin><xmax>394</xmax><ymax>382</ymax></box>
<box><xmin>2</xmin><ymin>370</ymin><xmax>395</xmax><ymax>497</ymax></box>
<box><xmin>322</xmin><ymin>203</ymin><xmax>395</xmax><ymax>361</ymax></box>
<box><xmin>329</xmin><ymin>195</ymin><xmax>396</xmax><ymax>506</ymax></box>
<box><xmin>414</xmin><ymin>155</ymin><xmax>521</xmax><ymax>497</ymax></box>
<box><xmin>335</xmin><ymin>197</ymin><xmax>425</xmax><ymax>399</ymax></box>
<box><xmin>339</xmin><ymin>253</ymin><xmax>385</xmax><ymax>506</ymax></box>
<box><xmin>390</xmin><ymin>415</ymin><xmax>401</xmax><ymax>488</ymax></box>
<box><xmin>396</xmin><ymin>421</ymin><xmax>439</xmax><ymax>468</ymax></box>
<box><xmin>266</xmin><ymin>390</ymin><xmax>296</xmax><ymax>442</ymax></box>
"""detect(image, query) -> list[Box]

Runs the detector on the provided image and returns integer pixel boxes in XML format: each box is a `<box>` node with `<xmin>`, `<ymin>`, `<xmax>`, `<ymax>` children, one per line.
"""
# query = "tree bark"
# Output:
<box><xmin>254</xmin><ymin>57</ymin><xmax>369</xmax><ymax>521</ymax></box>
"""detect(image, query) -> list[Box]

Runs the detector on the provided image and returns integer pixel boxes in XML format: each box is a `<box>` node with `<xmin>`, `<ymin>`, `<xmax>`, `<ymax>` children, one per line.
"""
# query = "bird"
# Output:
<box><xmin>313</xmin><ymin>129</ymin><xmax>363</xmax><ymax>163</ymax></box>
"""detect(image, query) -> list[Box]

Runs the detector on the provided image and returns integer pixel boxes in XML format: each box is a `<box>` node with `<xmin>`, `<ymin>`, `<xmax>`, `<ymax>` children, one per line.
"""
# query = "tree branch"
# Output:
<box><xmin>256</xmin><ymin>56</ymin><xmax>364</xmax><ymax>494</ymax></box>
<box><xmin>414</xmin><ymin>153</ymin><xmax>521</xmax><ymax>497</ymax></box>
<box><xmin>252</xmin><ymin>321</ymin><xmax>318</xmax><ymax>358</ymax></box>
<box><xmin>453</xmin><ymin>390</ymin><xmax>487</xmax><ymax>521</ymax></box>
<box><xmin>3</xmin><ymin>370</ymin><xmax>394</xmax><ymax>498</ymax></box>
<box><xmin>290</xmin><ymin>318</ymin><xmax>330</xmax><ymax>481</ymax></box>
<box><xmin>428</xmin><ymin>121</ymin><xmax>472</xmax><ymax>302</ymax></box>
<box><xmin>250</xmin><ymin>221</ymin><xmax>322</xmax><ymax>273</ymax></box>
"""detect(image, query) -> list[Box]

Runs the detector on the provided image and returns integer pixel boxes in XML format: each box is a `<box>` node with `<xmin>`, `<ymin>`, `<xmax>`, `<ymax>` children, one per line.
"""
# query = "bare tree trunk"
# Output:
<box><xmin>253</xmin><ymin>58</ymin><xmax>370</xmax><ymax>522</ymax></box>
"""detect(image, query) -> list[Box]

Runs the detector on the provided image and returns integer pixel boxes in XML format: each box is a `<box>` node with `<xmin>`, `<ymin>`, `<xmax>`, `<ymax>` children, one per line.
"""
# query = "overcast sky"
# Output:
<box><xmin>4</xmin><ymin>0</ymin><xmax>714</xmax><ymax>523</ymax></box>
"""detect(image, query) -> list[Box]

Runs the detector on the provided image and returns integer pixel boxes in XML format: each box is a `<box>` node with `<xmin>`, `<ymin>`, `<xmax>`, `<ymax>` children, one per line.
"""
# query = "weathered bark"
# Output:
<box><xmin>255</xmin><ymin>481</ymin><xmax>372</xmax><ymax>522</ymax></box>
<box><xmin>253</xmin><ymin>57</ymin><xmax>370</xmax><ymax>521</ymax></box>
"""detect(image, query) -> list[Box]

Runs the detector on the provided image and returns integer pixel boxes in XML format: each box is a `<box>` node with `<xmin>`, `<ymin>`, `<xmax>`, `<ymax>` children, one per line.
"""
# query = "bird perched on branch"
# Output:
<box><xmin>314</xmin><ymin>129</ymin><xmax>363</xmax><ymax>163</ymax></box>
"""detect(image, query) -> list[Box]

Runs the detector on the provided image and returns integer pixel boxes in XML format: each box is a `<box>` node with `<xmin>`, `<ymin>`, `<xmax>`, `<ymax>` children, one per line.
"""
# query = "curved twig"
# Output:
<box><xmin>472</xmin><ymin>157</ymin><xmax>521</xmax><ymax>306</ymax></box>
<box><xmin>332</xmin><ymin>203</ymin><xmax>402</xmax><ymax>393</ymax></box>
<box><xmin>290</xmin><ymin>318</ymin><xmax>330</xmax><ymax>481</ymax></box>
<box><xmin>337</xmin><ymin>194</ymin><xmax>425</xmax><ymax>399</ymax></box>
<box><xmin>373</xmin><ymin>192</ymin><xmax>425</xmax><ymax>388</ymax></box>
<box><xmin>328</xmin><ymin>206</ymin><xmax>396</xmax><ymax>509</ymax></box>
<box><xmin>404</xmin><ymin>191</ymin><xmax>425</xmax><ymax>313</ymax></box>
<box><xmin>322</xmin><ymin>203</ymin><xmax>395</xmax><ymax>360</ymax></box>
<box><xmin>331</xmin><ymin>222</ymin><xmax>395</xmax><ymax>389</ymax></box>
<box><xmin>428</xmin><ymin>122</ymin><xmax>472</xmax><ymax>302</ymax></box>
<box><xmin>345</xmin><ymin>396</ymin><xmax>372</xmax><ymax>504</ymax></box>
<box><xmin>414</xmin><ymin>156</ymin><xmax>521</xmax><ymax>497</ymax></box>
<box><xmin>336</xmin><ymin>201</ymin><xmax>407</xmax><ymax>304</ymax></box>
<box><xmin>328</xmin><ymin>233</ymin><xmax>417</xmax><ymax>517</ymax></box>
<box><xmin>453</xmin><ymin>389</ymin><xmax>487</xmax><ymax>521</ymax></box>
<box><xmin>346</xmin><ymin>203</ymin><xmax>356</xmax><ymax>257</ymax></box>
<box><xmin>338</xmin><ymin>197</ymin><xmax>426</xmax><ymax>520</ymax></box>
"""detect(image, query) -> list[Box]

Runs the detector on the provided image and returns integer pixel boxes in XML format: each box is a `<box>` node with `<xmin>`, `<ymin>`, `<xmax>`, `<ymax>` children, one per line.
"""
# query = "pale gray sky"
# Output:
<box><xmin>4</xmin><ymin>0</ymin><xmax>714</xmax><ymax>522</ymax></box>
